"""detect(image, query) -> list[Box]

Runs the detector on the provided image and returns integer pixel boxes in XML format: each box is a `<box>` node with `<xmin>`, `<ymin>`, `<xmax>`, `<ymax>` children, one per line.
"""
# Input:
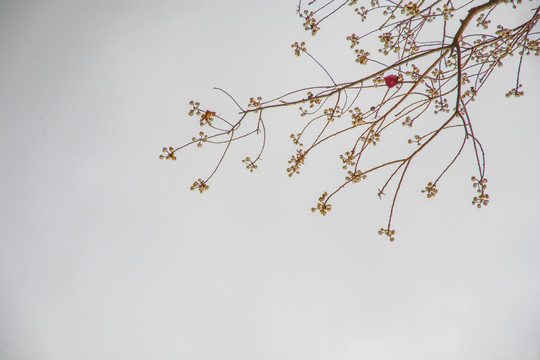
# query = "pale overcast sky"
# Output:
<box><xmin>1</xmin><ymin>1</ymin><xmax>539</xmax><ymax>359</ymax></box>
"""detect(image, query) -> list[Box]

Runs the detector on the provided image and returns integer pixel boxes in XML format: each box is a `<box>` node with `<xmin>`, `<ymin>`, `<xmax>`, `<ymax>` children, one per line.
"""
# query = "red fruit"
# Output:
<box><xmin>384</xmin><ymin>75</ymin><xmax>399</xmax><ymax>88</ymax></box>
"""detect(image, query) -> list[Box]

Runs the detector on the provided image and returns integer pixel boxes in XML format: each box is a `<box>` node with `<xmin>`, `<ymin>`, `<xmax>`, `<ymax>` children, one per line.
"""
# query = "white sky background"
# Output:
<box><xmin>1</xmin><ymin>0</ymin><xmax>540</xmax><ymax>359</ymax></box>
